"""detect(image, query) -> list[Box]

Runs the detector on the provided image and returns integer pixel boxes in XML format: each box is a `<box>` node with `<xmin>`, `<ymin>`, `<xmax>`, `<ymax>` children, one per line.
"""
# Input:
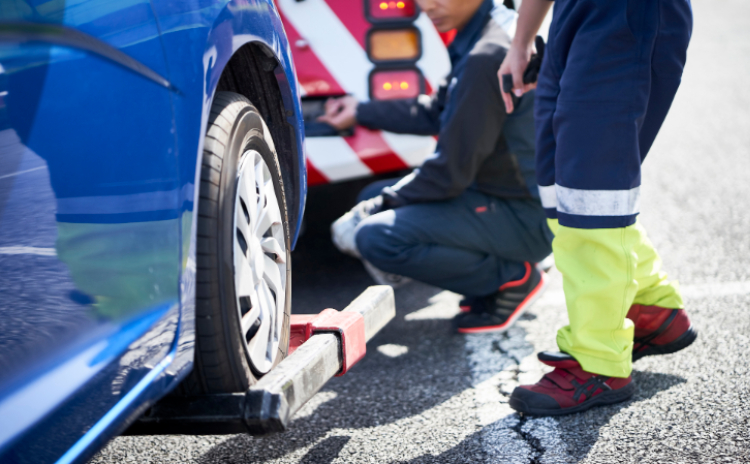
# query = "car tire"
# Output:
<box><xmin>185</xmin><ymin>91</ymin><xmax>291</xmax><ymax>394</ymax></box>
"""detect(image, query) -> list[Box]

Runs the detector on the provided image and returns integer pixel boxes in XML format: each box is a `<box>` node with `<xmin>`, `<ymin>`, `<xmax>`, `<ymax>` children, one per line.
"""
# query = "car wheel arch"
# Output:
<box><xmin>206</xmin><ymin>41</ymin><xmax>303</xmax><ymax>245</ymax></box>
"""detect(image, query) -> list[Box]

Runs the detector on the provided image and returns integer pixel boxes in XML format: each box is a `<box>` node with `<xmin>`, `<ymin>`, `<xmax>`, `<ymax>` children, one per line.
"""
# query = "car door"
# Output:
<box><xmin>0</xmin><ymin>1</ymin><xmax>181</xmax><ymax>462</ymax></box>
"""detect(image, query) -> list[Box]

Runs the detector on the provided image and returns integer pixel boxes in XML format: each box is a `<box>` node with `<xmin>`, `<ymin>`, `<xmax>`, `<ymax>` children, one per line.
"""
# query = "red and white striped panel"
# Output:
<box><xmin>276</xmin><ymin>0</ymin><xmax>451</xmax><ymax>185</ymax></box>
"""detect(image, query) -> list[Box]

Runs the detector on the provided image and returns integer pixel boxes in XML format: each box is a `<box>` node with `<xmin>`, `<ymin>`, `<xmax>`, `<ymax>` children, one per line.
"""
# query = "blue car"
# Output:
<box><xmin>0</xmin><ymin>1</ymin><xmax>306</xmax><ymax>462</ymax></box>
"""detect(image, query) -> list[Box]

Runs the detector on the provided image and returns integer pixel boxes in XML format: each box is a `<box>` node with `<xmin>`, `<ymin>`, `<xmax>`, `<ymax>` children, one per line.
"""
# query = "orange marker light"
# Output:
<box><xmin>380</xmin><ymin>2</ymin><xmax>388</xmax><ymax>9</ymax></box>
<box><xmin>383</xmin><ymin>82</ymin><xmax>393</xmax><ymax>90</ymax></box>
<box><xmin>400</xmin><ymin>82</ymin><xmax>409</xmax><ymax>89</ymax></box>
<box><xmin>397</xmin><ymin>1</ymin><xmax>405</xmax><ymax>7</ymax></box>
<box><xmin>368</xmin><ymin>28</ymin><xmax>420</xmax><ymax>62</ymax></box>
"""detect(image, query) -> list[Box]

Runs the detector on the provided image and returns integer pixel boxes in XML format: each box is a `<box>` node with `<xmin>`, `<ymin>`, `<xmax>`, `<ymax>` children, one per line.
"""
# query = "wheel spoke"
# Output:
<box><xmin>247</xmin><ymin>283</ymin><xmax>271</xmax><ymax>364</ymax></box>
<box><xmin>237</xmin><ymin>167</ymin><xmax>257</xmax><ymax>227</ymax></box>
<box><xmin>234</xmin><ymin>252</ymin><xmax>256</xmax><ymax>295</ymax></box>
<box><xmin>235</xmin><ymin>222</ymin><xmax>252</xmax><ymax>259</ymax></box>
<box><xmin>254</xmin><ymin>208</ymin><xmax>274</xmax><ymax>238</ymax></box>
<box><xmin>263</xmin><ymin>188</ymin><xmax>282</xmax><ymax>225</ymax></box>
<box><xmin>241</xmin><ymin>304</ymin><xmax>260</xmax><ymax>335</ymax></box>
<box><xmin>259</xmin><ymin>281</ymin><xmax>278</xmax><ymax>357</ymax></box>
<box><xmin>260</xmin><ymin>237</ymin><xmax>286</xmax><ymax>264</ymax></box>
<box><xmin>254</xmin><ymin>157</ymin><xmax>266</xmax><ymax>223</ymax></box>
<box><xmin>262</xmin><ymin>254</ymin><xmax>283</xmax><ymax>296</ymax></box>
<box><xmin>235</xmin><ymin>181</ymin><xmax>255</xmax><ymax>263</ymax></box>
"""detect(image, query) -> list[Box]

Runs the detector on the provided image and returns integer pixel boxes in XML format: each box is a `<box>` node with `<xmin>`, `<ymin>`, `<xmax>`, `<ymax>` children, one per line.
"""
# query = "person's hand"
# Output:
<box><xmin>317</xmin><ymin>95</ymin><xmax>358</xmax><ymax>130</ymax></box>
<box><xmin>330</xmin><ymin>195</ymin><xmax>386</xmax><ymax>258</ymax></box>
<box><xmin>498</xmin><ymin>42</ymin><xmax>537</xmax><ymax>113</ymax></box>
<box><xmin>351</xmin><ymin>195</ymin><xmax>385</xmax><ymax>218</ymax></box>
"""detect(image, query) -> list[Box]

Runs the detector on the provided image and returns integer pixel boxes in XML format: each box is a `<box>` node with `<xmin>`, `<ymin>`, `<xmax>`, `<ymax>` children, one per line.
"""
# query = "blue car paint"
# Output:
<box><xmin>0</xmin><ymin>0</ymin><xmax>306</xmax><ymax>462</ymax></box>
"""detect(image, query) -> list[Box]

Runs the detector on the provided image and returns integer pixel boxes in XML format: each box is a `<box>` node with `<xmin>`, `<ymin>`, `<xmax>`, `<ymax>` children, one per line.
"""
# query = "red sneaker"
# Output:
<box><xmin>627</xmin><ymin>304</ymin><xmax>697</xmax><ymax>362</ymax></box>
<box><xmin>454</xmin><ymin>263</ymin><xmax>548</xmax><ymax>334</ymax></box>
<box><xmin>509</xmin><ymin>352</ymin><xmax>634</xmax><ymax>416</ymax></box>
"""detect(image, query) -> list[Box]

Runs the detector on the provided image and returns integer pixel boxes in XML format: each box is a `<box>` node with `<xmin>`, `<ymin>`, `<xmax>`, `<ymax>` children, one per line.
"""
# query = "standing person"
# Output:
<box><xmin>499</xmin><ymin>0</ymin><xmax>697</xmax><ymax>416</ymax></box>
<box><xmin>322</xmin><ymin>0</ymin><xmax>553</xmax><ymax>334</ymax></box>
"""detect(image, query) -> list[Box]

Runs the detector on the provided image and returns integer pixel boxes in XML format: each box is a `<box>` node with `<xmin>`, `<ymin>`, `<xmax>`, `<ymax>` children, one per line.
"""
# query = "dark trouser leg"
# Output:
<box><xmin>355</xmin><ymin>191</ymin><xmax>552</xmax><ymax>297</ymax></box>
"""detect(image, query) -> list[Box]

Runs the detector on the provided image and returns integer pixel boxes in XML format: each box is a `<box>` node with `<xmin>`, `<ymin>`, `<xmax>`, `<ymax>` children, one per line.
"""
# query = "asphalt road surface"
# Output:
<box><xmin>91</xmin><ymin>0</ymin><xmax>750</xmax><ymax>462</ymax></box>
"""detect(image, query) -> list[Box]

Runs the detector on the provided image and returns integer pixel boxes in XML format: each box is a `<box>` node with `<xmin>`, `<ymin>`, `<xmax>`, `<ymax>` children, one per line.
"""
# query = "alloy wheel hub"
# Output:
<box><xmin>233</xmin><ymin>150</ymin><xmax>287</xmax><ymax>374</ymax></box>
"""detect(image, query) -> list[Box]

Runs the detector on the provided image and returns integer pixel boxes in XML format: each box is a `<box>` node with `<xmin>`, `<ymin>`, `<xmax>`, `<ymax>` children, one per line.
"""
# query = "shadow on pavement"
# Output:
<box><xmin>298</xmin><ymin>436</ymin><xmax>351</xmax><ymax>464</ymax></box>
<box><xmin>554</xmin><ymin>370</ymin><xmax>687</xmax><ymax>462</ymax></box>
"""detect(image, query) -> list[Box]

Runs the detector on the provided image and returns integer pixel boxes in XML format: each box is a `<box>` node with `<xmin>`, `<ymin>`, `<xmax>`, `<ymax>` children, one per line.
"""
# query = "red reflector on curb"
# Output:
<box><xmin>367</xmin><ymin>0</ymin><xmax>417</xmax><ymax>21</ymax></box>
<box><xmin>370</xmin><ymin>69</ymin><xmax>422</xmax><ymax>100</ymax></box>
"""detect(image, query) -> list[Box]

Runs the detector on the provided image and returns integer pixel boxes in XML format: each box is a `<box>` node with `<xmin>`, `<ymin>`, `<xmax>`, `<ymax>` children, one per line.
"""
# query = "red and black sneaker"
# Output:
<box><xmin>454</xmin><ymin>263</ymin><xmax>548</xmax><ymax>334</ymax></box>
<box><xmin>458</xmin><ymin>296</ymin><xmax>475</xmax><ymax>313</ymax></box>
<box><xmin>509</xmin><ymin>352</ymin><xmax>635</xmax><ymax>416</ymax></box>
<box><xmin>628</xmin><ymin>304</ymin><xmax>697</xmax><ymax>362</ymax></box>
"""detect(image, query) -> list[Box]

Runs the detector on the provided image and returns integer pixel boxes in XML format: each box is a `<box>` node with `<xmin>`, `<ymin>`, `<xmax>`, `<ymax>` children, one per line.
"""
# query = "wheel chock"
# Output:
<box><xmin>124</xmin><ymin>285</ymin><xmax>395</xmax><ymax>436</ymax></box>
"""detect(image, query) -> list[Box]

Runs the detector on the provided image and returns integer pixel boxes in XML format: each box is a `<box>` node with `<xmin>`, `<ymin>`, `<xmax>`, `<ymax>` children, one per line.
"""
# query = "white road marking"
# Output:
<box><xmin>0</xmin><ymin>246</ymin><xmax>56</xmax><ymax>257</ymax></box>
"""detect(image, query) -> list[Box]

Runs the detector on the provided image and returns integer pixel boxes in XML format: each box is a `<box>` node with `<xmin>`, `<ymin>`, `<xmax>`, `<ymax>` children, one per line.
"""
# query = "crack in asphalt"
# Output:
<box><xmin>490</xmin><ymin>338</ymin><xmax>548</xmax><ymax>463</ymax></box>
<box><xmin>491</xmin><ymin>336</ymin><xmax>524</xmax><ymax>365</ymax></box>
<box><xmin>512</xmin><ymin>416</ymin><xmax>546</xmax><ymax>464</ymax></box>
<box><xmin>466</xmin><ymin>321</ymin><xmax>557</xmax><ymax>464</ymax></box>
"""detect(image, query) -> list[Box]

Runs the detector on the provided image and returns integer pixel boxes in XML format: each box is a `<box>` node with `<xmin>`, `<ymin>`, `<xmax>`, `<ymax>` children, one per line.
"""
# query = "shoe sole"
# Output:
<box><xmin>457</xmin><ymin>272</ymin><xmax>549</xmax><ymax>334</ymax></box>
<box><xmin>632</xmin><ymin>326</ymin><xmax>698</xmax><ymax>362</ymax></box>
<box><xmin>509</xmin><ymin>382</ymin><xmax>635</xmax><ymax>417</ymax></box>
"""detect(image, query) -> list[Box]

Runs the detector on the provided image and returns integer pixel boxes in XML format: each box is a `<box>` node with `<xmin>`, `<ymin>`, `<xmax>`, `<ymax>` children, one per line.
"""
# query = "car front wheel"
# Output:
<box><xmin>186</xmin><ymin>91</ymin><xmax>291</xmax><ymax>393</ymax></box>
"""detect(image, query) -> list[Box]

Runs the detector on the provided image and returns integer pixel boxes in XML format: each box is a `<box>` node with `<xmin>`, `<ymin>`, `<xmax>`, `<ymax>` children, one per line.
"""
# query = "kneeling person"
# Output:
<box><xmin>322</xmin><ymin>0</ymin><xmax>552</xmax><ymax>333</ymax></box>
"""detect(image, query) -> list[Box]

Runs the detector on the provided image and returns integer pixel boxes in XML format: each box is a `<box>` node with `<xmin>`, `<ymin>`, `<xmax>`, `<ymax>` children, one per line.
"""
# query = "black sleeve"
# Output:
<box><xmin>384</xmin><ymin>53</ymin><xmax>508</xmax><ymax>204</ymax></box>
<box><xmin>355</xmin><ymin>93</ymin><xmax>442</xmax><ymax>136</ymax></box>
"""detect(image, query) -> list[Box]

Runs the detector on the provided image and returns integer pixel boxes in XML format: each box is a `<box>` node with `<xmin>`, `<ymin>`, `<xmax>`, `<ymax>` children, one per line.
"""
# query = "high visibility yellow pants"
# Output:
<box><xmin>547</xmin><ymin>219</ymin><xmax>684</xmax><ymax>377</ymax></box>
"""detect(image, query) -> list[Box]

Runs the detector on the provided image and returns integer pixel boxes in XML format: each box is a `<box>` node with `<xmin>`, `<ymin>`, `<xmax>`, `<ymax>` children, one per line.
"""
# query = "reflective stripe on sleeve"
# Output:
<box><xmin>556</xmin><ymin>184</ymin><xmax>641</xmax><ymax>217</ymax></box>
<box><xmin>538</xmin><ymin>184</ymin><xmax>557</xmax><ymax>209</ymax></box>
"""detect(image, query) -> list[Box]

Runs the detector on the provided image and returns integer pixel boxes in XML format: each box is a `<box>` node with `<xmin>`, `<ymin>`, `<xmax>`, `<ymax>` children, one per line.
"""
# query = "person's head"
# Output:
<box><xmin>415</xmin><ymin>0</ymin><xmax>486</xmax><ymax>33</ymax></box>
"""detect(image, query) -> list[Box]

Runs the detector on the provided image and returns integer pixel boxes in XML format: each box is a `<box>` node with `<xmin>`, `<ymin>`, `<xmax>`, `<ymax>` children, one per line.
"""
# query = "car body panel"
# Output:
<box><xmin>0</xmin><ymin>0</ymin><xmax>305</xmax><ymax>462</ymax></box>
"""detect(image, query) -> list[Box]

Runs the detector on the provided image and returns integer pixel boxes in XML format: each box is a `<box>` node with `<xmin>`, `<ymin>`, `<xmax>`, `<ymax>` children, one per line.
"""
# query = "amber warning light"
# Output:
<box><xmin>368</xmin><ymin>28</ymin><xmax>421</xmax><ymax>62</ymax></box>
<box><xmin>371</xmin><ymin>69</ymin><xmax>422</xmax><ymax>100</ymax></box>
<box><xmin>368</xmin><ymin>0</ymin><xmax>417</xmax><ymax>21</ymax></box>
